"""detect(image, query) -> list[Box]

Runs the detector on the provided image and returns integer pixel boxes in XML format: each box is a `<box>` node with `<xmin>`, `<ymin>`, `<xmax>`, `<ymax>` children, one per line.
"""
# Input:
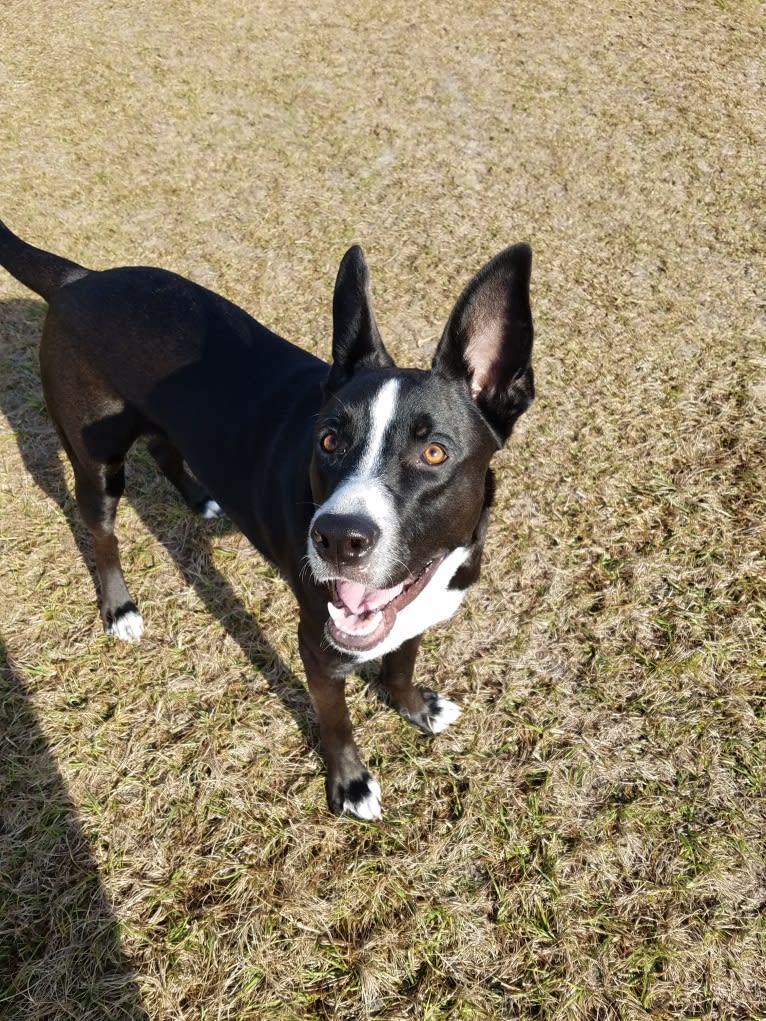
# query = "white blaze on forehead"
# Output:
<box><xmin>315</xmin><ymin>377</ymin><xmax>400</xmax><ymax>514</ymax></box>
<box><xmin>357</xmin><ymin>378</ymin><xmax>400</xmax><ymax>475</ymax></box>
<box><xmin>308</xmin><ymin>378</ymin><xmax>402</xmax><ymax>585</ymax></box>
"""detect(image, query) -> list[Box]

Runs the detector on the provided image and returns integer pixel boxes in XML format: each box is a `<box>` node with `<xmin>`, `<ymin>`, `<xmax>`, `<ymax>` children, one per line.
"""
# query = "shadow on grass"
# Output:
<box><xmin>0</xmin><ymin>637</ymin><xmax>149</xmax><ymax>1019</ymax></box>
<box><xmin>0</xmin><ymin>297</ymin><xmax>315</xmax><ymax>732</ymax></box>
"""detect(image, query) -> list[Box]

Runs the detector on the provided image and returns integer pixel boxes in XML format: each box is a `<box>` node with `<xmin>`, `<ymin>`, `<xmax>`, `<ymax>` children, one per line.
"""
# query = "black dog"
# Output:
<box><xmin>0</xmin><ymin>219</ymin><xmax>534</xmax><ymax>819</ymax></box>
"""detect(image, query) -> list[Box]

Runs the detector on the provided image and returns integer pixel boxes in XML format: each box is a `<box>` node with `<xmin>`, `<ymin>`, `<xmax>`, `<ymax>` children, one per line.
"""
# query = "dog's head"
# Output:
<box><xmin>308</xmin><ymin>243</ymin><xmax>534</xmax><ymax>653</ymax></box>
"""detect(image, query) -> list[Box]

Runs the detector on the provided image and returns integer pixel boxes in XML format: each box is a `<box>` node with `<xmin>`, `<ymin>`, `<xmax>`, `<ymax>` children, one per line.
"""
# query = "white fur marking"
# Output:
<box><xmin>343</xmin><ymin>776</ymin><xmax>382</xmax><ymax>821</ymax></box>
<box><xmin>427</xmin><ymin>695</ymin><xmax>462</xmax><ymax>733</ymax></box>
<box><xmin>351</xmin><ymin>546</ymin><xmax>471</xmax><ymax>663</ymax></box>
<box><xmin>200</xmin><ymin>499</ymin><xmax>223</xmax><ymax>519</ymax></box>
<box><xmin>318</xmin><ymin>478</ymin><xmax>396</xmax><ymax>536</ymax></box>
<box><xmin>107</xmin><ymin>610</ymin><xmax>144</xmax><ymax>643</ymax></box>
<box><xmin>358</xmin><ymin>379</ymin><xmax>399</xmax><ymax>476</ymax></box>
<box><xmin>308</xmin><ymin>379</ymin><xmax>401</xmax><ymax>584</ymax></box>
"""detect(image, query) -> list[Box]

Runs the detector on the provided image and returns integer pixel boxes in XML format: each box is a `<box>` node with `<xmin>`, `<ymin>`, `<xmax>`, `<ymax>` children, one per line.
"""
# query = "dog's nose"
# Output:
<box><xmin>311</xmin><ymin>513</ymin><xmax>380</xmax><ymax>566</ymax></box>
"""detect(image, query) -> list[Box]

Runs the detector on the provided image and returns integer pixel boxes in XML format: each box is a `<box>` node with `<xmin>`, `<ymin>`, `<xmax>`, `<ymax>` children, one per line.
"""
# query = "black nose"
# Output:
<box><xmin>311</xmin><ymin>513</ymin><xmax>380</xmax><ymax>566</ymax></box>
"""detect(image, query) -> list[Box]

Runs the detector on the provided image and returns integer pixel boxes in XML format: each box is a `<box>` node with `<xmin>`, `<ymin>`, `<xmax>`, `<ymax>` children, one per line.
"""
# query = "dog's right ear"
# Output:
<box><xmin>326</xmin><ymin>245</ymin><xmax>394</xmax><ymax>394</ymax></box>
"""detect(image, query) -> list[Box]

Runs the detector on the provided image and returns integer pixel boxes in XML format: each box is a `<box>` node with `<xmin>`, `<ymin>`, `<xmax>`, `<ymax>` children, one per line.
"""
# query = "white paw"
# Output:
<box><xmin>107</xmin><ymin>609</ymin><xmax>145</xmax><ymax>643</ymax></box>
<box><xmin>199</xmin><ymin>498</ymin><xmax>223</xmax><ymax>519</ymax></box>
<box><xmin>342</xmin><ymin>775</ymin><xmax>382</xmax><ymax>821</ymax></box>
<box><xmin>424</xmin><ymin>693</ymin><xmax>461</xmax><ymax>734</ymax></box>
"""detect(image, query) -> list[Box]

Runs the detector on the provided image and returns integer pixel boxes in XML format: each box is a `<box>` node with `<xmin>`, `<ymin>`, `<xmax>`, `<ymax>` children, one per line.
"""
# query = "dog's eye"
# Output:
<box><xmin>320</xmin><ymin>430</ymin><xmax>340</xmax><ymax>454</ymax></box>
<box><xmin>421</xmin><ymin>442</ymin><xmax>448</xmax><ymax>466</ymax></box>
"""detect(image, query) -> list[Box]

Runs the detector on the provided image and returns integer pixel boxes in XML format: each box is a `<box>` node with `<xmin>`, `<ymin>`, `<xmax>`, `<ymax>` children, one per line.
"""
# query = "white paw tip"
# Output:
<box><xmin>343</xmin><ymin>777</ymin><xmax>382</xmax><ymax>821</ymax></box>
<box><xmin>107</xmin><ymin>610</ymin><xmax>144</xmax><ymax>643</ymax></box>
<box><xmin>428</xmin><ymin>695</ymin><xmax>461</xmax><ymax>734</ymax></box>
<box><xmin>200</xmin><ymin>499</ymin><xmax>223</xmax><ymax>519</ymax></box>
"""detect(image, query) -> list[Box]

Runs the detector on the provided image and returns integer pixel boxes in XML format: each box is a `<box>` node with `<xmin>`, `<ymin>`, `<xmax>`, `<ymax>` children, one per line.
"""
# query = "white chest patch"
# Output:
<box><xmin>351</xmin><ymin>546</ymin><xmax>471</xmax><ymax>663</ymax></box>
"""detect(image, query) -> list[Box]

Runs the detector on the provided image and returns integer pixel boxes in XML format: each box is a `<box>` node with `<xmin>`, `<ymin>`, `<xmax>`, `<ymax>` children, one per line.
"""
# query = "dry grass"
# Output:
<box><xmin>1</xmin><ymin>1</ymin><xmax>764</xmax><ymax>1018</ymax></box>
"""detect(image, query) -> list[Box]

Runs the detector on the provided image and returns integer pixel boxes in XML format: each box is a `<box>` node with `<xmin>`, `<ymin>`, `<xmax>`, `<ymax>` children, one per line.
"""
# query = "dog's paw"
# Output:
<box><xmin>196</xmin><ymin>498</ymin><xmax>224</xmax><ymax>520</ymax></box>
<box><xmin>401</xmin><ymin>689</ymin><xmax>461</xmax><ymax>735</ymax></box>
<box><xmin>105</xmin><ymin>603</ymin><xmax>144</xmax><ymax>643</ymax></box>
<box><xmin>328</xmin><ymin>771</ymin><xmax>382</xmax><ymax>821</ymax></box>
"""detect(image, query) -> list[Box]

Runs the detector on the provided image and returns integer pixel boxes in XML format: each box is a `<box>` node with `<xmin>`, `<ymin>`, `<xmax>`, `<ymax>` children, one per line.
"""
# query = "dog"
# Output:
<box><xmin>0</xmin><ymin>218</ymin><xmax>534</xmax><ymax>819</ymax></box>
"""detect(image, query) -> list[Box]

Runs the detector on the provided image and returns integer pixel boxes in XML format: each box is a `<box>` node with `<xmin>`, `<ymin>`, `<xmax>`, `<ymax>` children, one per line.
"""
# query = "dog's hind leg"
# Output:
<box><xmin>146</xmin><ymin>435</ymin><xmax>223</xmax><ymax>519</ymax></box>
<box><xmin>69</xmin><ymin>452</ymin><xmax>144</xmax><ymax>642</ymax></box>
<box><xmin>39</xmin><ymin>319</ymin><xmax>145</xmax><ymax>641</ymax></box>
<box><xmin>380</xmin><ymin>637</ymin><xmax>461</xmax><ymax>735</ymax></box>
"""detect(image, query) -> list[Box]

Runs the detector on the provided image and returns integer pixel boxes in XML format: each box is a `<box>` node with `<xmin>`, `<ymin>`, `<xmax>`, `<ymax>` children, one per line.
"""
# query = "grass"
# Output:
<box><xmin>1</xmin><ymin>1</ymin><xmax>765</xmax><ymax>1018</ymax></box>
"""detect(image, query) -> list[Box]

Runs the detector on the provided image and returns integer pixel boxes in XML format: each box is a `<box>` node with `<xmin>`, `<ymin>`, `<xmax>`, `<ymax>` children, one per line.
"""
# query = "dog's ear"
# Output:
<box><xmin>432</xmin><ymin>243</ymin><xmax>534</xmax><ymax>444</ymax></box>
<box><xmin>327</xmin><ymin>245</ymin><xmax>394</xmax><ymax>393</ymax></box>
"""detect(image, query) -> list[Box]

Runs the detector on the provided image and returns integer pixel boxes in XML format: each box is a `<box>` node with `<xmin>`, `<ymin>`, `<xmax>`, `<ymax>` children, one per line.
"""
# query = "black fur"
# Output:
<box><xmin>0</xmin><ymin>217</ymin><xmax>534</xmax><ymax>818</ymax></box>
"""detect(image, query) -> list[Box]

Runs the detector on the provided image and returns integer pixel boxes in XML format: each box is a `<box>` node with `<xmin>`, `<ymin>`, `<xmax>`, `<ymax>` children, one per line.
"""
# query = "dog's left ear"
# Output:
<box><xmin>327</xmin><ymin>245</ymin><xmax>394</xmax><ymax>393</ymax></box>
<box><xmin>432</xmin><ymin>243</ymin><xmax>534</xmax><ymax>444</ymax></box>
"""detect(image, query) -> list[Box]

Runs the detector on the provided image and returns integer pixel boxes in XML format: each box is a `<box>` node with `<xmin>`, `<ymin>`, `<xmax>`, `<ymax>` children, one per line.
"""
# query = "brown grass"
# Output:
<box><xmin>1</xmin><ymin>1</ymin><xmax>764</xmax><ymax>1018</ymax></box>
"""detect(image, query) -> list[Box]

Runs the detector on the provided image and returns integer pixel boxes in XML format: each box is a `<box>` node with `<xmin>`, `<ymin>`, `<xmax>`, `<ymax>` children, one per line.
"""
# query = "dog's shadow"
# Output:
<box><xmin>0</xmin><ymin>298</ymin><xmax>315</xmax><ymax>740</ymax></box>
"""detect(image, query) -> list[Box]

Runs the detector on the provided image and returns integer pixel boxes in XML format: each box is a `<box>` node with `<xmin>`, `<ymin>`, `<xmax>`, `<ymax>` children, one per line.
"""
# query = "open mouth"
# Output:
<box><xmin>326</xmin><ymin>557</ymin><xmax>443</xmax><ymax>652</ymax></box>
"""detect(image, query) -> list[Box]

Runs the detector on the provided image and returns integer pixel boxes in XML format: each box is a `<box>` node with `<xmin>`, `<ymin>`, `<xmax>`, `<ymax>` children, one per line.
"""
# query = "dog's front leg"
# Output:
<box><xmin>298</xmin><ymin>624</ymin><xmax>381</xmax><ymax>821</ymax></box>
<box><xmin>380</xmin><ymin>637</ymin><xmax>461</xmax><ymax>735</ymax></box>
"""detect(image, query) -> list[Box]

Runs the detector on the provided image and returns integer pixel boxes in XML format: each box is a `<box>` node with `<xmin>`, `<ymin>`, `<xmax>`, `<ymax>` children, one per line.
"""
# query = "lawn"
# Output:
<box><xmin>1</xmin><ymin>2</ymin><xmax>764</xmax><ymax>1018</ymax></box>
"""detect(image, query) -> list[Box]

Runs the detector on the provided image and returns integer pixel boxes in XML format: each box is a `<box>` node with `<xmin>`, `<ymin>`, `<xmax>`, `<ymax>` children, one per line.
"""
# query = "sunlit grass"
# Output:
<box><xmin>1</xmin><ymin>1</ymin><xmax>764</xmax><ymax>1018</ymax></box>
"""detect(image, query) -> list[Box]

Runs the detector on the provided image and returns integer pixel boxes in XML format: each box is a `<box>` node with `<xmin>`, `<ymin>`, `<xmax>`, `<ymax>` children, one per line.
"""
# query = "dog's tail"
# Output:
<box><xmin>0</xmin><ymin>218</ymin><xmax>89</xmax><ymax>302</ymax></box>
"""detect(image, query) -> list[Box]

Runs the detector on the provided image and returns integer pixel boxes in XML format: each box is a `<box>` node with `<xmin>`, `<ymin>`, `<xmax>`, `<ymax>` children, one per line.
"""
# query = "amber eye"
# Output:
<box><xmin>421</xmin><ymin>442</ymin><xmax>448</xmax><ymax>466</ymax></box>
<box><xmin>320</xmin><ymin>431</ymin><xmax>340</xmax><ymax>453</ymax></box>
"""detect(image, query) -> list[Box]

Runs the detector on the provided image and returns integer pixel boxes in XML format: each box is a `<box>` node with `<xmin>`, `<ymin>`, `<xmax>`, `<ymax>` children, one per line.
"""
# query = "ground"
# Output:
<box><xmin>0</xmin><ymin>1</ymin><xmax>764</xmax><ymax>1018</ymax></box>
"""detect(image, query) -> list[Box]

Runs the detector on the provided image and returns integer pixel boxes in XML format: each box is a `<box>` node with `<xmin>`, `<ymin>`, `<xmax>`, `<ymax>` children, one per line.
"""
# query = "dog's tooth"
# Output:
<box><xmin>327</xmin><ymin>605</ymin><xmax>383</xmax><ymax>637</ymax></box>
<box><xmin>355</xmin><ymin>610</ymin><xmax>383</xmax><ymax>636</ymax></box>
<box><xmin>327</xmin><ymin>601</ymin><xmax>346</xmax><ymax>622</ymax></box>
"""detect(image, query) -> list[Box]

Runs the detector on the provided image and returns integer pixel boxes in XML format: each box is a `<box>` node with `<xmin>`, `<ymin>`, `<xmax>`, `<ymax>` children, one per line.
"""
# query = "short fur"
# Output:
<box><xmin>0</xmin><ymin>219</ymin><xmax>534</xmax><ymax>819</ymax></box>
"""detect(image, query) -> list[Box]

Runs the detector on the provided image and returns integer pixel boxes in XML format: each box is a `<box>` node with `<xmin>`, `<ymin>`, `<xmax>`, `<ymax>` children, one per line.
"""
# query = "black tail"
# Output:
<box><xmin>0</xmin><ymin>218</ymin><xmax>88</xmax><ymax>302</ymax></box>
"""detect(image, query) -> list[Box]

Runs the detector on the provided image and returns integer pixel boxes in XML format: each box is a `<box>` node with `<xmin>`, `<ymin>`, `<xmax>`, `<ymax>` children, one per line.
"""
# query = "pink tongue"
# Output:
<box><xmin>336</xmin><ymin>579</ymin><xmax>403</xmax><ymax>614</ymax></box>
